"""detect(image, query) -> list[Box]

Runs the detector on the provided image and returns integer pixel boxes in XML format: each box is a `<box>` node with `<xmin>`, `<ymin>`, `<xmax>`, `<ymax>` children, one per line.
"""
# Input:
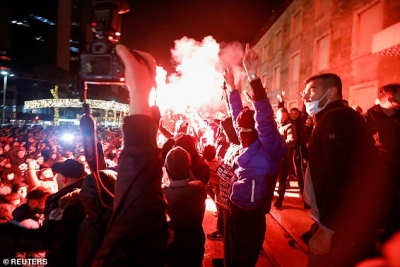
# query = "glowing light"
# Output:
<box><xmin>24</xmin><ymin>99</ymin><xmax>129</xmax><ymax>113</ymax></box>
<box><xmin>29</xmin><ymin>14</ymin><xmax>56</xmax><ymax>26</ymax></box>
<box><xmin>151</xmin><ymin>36</ymin><xmax>245</xmax><ymax>146</ymax></box>
<box><xmin>62</xmin><ymin>133</ymin><xmax>73</xmax><ymax>142</ymax></box>
<box><xmin>11</xmin><ymin>20</ymin><xmax>30</xmax><ymax>27</ymax></box>
<box><xmin>34</xmin><ymin>36</ymin><xmax>44</xmax><ymax>42</ymax></box>
<box><xmin>205</xmin><ymin>197</ymin><xmax>217</xmax><ymax>212</ymax></box>
<box><xmin>154</xmin><ymin>36</ymin><xmax>244</xmax><ymax>117</ymax></box>
<box><xmin>50</xmin><ymin>86</ymin><xmax>59</xmax><ymax>126</ymax></box>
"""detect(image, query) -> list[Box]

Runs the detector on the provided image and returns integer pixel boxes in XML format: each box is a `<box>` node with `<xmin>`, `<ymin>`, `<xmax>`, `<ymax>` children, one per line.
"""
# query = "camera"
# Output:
<box><xmin>80</xmin><ymin>0</ymin><xmax>130</xmax><ymax>83</ymax></box>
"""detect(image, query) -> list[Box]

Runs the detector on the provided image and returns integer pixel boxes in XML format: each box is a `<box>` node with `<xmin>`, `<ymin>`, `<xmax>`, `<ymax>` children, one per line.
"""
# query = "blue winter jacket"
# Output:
<box><xmin>228</xmin><ymin>80</ymin><xmax>287</xmax><ymax>214</ymax></box>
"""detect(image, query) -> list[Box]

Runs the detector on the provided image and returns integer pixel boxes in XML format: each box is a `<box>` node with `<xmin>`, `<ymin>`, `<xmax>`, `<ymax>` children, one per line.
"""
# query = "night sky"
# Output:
<box><xmin>118</xmin><ymin>0</ymin><xmax>281</xmax><ymax>74</ymax></box>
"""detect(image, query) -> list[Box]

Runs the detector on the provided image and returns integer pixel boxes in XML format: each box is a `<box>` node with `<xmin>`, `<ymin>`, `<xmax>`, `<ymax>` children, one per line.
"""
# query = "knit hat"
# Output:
<box><xmin>52</xmin><ymin>159</ymin><xmax>86</xmax><ymax>179</ymax></box>
<box><xmin>165</xmin><ymin>147</ymin><xmax>191</xmax><ymax>181</ymax></box>
<box><xmin>236</xmin><ymin>108</ymin><xmax>256</xmax><ymax>132</ymax></box>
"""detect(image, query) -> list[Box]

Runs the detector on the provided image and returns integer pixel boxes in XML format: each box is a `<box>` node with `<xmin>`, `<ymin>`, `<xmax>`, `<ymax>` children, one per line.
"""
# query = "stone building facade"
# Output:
<box><xmin>246</xmin><ymin>0</ymin><xmax>400</xmax><ymax>112</ymax></box>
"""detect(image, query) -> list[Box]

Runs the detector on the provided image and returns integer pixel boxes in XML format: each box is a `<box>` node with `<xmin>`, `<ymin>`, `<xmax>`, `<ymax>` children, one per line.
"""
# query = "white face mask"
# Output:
<box><xmin>304</xmin><ymin>89</ymin><xmax>331</xmax><ymax>116</ymax></box>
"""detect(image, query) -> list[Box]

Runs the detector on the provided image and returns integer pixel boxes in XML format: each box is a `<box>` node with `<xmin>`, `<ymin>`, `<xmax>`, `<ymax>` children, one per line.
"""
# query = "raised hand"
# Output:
<box><xmin>115</xmin><ymin>44</ymin><xmax>156</xmax><ymax>116</ymax></box>
<box><xmin>223</xmin><ymin>67</ymin><xmax>235</xmax><ymax>92</ymax></box>
<box><xmin>277</xmin><ymin>90</ymin><xmax>285</xmax><ymax>102</ymax></box>
<box><xmin>242</xmin><ymin>43</ymin><xmax>259</xmax><ymax>79</ymax></box>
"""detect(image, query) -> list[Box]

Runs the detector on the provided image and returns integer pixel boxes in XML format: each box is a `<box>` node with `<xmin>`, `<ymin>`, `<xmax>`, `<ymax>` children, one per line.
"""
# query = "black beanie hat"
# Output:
<box><xmin>165</xmin><ymin>147</ymin><xmax>191</xmax><ymax>181</ymax></box>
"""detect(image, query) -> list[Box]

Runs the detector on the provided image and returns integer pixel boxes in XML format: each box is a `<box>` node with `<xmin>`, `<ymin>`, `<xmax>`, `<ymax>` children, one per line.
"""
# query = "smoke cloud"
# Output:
<box><xmin>154</xmin><ymin>36</ymin><xmax>246</xmax><ymax>119</ymax></box>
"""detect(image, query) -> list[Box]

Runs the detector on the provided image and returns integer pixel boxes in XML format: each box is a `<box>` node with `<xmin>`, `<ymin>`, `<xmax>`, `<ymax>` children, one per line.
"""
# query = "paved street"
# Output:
<box><xmin>202</xmin><ymin>182</ymin><xmax>311</xmax><ymax>267</ymax></box>
<box><xmin>202</xmin><ymin>198</ymin><xmax>273</xmax><ymax>267</ymax></box>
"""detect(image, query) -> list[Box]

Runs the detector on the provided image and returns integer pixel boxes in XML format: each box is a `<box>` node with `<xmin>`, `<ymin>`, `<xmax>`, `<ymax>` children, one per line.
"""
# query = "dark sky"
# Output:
<box><xmin>118</xmin><ymin>0</ymin><xmax>281</xmax><ymax>73</ymax></box>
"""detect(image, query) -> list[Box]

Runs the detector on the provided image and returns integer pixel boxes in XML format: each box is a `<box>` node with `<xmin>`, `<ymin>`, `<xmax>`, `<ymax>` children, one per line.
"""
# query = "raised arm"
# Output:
<box><xmin>26</xmin><ymin>159</ymin><xmax>41</xmax><ymax>189</ymax></box>
<box><xmin>94</xmin><ymin>45</ymin><xmax>168</xmax><ymax>266</ymax></box>
<box><xmin>277</xmin><ymin>91</ymin><xmax>285</xmax><ymax>109</ymax></box>
<box><xmin>242</xmin><ymin>44</ymin><xmax>287</xmax><ymax>159</ymax></box>
<box><xmin>222</xmin><ymin>67</ymin><xmax>243</xmax><ymax>138</ymax></box>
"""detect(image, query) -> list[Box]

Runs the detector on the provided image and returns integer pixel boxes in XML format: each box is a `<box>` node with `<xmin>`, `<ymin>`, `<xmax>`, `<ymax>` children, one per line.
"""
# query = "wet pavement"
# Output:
<box><xmin>202</xmin><ymin>181</ymin><xmax>312</xmax><ymax>267</ymax></box>
<box><xmin>202</xmin><ymin>198</ymin><xmax>273</xmax><ymax>267</ymax></box>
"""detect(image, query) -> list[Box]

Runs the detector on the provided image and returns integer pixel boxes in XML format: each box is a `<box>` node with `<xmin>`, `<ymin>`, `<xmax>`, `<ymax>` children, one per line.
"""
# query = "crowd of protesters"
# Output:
<box><xmin>0</xmin><ymin>43</ymin><xmax>398</xmax><ymax>267</ymax></box>
<box><xmin>0</xmin><ymin>125</ymin><xmax>122</xmax><ymax>207</ymax></box>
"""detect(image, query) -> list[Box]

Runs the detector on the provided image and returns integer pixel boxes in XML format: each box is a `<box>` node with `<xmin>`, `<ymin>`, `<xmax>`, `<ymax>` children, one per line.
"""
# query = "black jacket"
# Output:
<box><xmin>308</xmin><ymin>100</ymin><xmax>387</xmax><ymax>232</ymax></box>
<box><xmin>163</xmin><ymin>180</ymin><xmax>207</xmax><ymax>267</ymax></box>
<box><xmin>364</xmin><ymin>104</ymin><xmax>400</xmax><ymax>166</ymax></box>
<box><xmin>77</xmin><ymin>170</ymin><xmax>117</xmax><ymax>267</ymax></box>
<box><xmin>93</xmin><ymin>115</ymin><xmax>169</xmax><ymax>267</ymax></box>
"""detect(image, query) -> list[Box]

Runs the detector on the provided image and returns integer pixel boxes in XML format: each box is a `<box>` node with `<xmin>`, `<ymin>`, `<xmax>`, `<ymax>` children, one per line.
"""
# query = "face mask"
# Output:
<box><xmin>305</xmin><ymin>89</ymin><xmax>331</xmax><ymax>116</ymax></box>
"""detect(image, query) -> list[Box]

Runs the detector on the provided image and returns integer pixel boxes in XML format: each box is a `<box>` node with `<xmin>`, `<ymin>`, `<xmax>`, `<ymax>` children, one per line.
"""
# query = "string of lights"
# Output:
<box><xmin>24</xmin><ymin>99</ymin><xmax>130</xmax><ymax>113</ymax></box>
<box><xmin>50</xmin><ymin>85</ymin><xmax>60</xmax><ymax>126</ymax></box>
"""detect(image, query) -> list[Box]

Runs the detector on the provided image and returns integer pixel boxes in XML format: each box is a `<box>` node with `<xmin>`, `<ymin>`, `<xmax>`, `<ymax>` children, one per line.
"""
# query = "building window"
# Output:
<box><xmin>273</xmin><ymin>65</ymin><xmax>281</xmax><ymax>89</ymax></box>
<box><xmin>316</xmin><ymin>0</ymin><xmax>331</xmax><ymax>17</ymax></box>
<box><xmin>314</xmin><ymin>33</ymin><xmax>330</xmax><ymax>72</ymax></box>
<box><xmin>274</xmin><ymin>30</ymin><xmax>283</xmax><ymax>52</ymax></box>
<box><xmin>352</xmin><ymin>1</ymin><xmax>383</xmax><ymax>58</ymax></box>
<box><xmin>348</xmin><ymin>81</ymin><xmax>378</xmax><ymax>112</ymax></box>
<box><xmin>290</xmin><ymin>52</ymin><xmax>300</xmax><ymax>82</ymax></box>
<box><xmin>291</xmin><ymin>10</ymin><xmax>302</xmax><ymax>38</ymax></box>
<box><xmin>262</xmin><ymin>44</ymin><xmax>268</xmax><ymax>62</ymax></box>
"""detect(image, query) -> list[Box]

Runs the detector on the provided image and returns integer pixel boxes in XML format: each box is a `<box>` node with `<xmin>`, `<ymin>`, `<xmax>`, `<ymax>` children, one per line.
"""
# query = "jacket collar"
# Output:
<box><xmin>314</xmin><ymin>100</ymin><xmax>345</xmax><ymax>122</ymax></box>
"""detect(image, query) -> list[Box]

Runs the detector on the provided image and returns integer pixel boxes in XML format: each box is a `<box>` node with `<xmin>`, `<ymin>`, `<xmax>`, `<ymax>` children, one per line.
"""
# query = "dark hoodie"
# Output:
<box><xmin>163</xmin><ymin>146</ymin><xmax>207</xmax><ymax>267</ymax></box>
<box><xmin>174</xmin><ymin>134</ymin><xmax>210</xmax><ymax>185</ymax></box>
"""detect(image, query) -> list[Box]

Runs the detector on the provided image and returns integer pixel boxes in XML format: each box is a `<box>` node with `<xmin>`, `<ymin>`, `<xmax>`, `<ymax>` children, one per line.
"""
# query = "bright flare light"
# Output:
<box><xmin>62</xmin><ymin>133</ymin><xmax>73</xmax><ymax>142</ymax></box>
<box><xmin>155</xmin><ymin>36</ymin><xmax>244</xmax><ymax>117</ymax></box>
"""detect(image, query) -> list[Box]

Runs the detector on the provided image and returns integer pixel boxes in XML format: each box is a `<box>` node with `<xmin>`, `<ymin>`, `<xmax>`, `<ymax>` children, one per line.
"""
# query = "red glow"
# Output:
<box><xmin>0</xmin><ymin>56</ymin><xmax>11</xmax><ymax>61</ymax></box>
<box><xmin>155</xmin><ymin>36</ymin><xmax>243</xmax><ymax>117</ymax></box>
<box><xmin>152</xmin><ymin>36</ymin><xmax>245</xmax><ymax>146</ymax></box>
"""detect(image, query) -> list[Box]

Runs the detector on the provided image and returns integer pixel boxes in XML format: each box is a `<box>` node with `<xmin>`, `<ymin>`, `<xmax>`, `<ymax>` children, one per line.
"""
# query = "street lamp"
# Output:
<box><xmin>1</xmin><ymin>71</ymin><xmax>14</xmax><ymax>125</ymax></box>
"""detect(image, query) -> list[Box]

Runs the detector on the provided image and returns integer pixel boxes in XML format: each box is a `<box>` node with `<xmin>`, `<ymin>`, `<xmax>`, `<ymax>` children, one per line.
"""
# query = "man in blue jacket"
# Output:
<box><xmin>221</xmin><ymin>45</ymin><xmax>287</xmax><ymax>267</ymax></box>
